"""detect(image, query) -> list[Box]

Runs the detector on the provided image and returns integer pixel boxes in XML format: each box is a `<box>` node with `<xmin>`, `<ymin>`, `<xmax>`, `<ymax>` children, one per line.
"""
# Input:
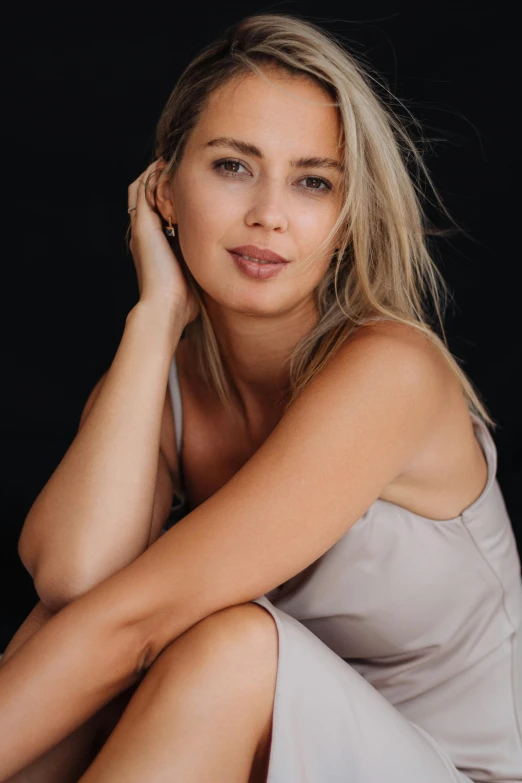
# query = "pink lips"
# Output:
<box><xmin>228</xmin><ymin>245</ymin><xmax>289</xmax><ymax>264</ymax></box>
<box><xmin>228</xmin><ymin>251</ymin><xmax>288</xmax><ymax>280</ymax></box>
<box><xmin>227</xmin><ymin>244</ymin><xmax>290</xmax><ymax>281</ymax></box>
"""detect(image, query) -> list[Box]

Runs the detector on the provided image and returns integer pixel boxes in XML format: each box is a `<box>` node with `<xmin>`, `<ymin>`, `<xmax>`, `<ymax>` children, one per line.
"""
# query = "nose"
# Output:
<box><xmin>244</xmin><ymin>178</ymin><xmax>289</xmax><ymax>233</ymax></box>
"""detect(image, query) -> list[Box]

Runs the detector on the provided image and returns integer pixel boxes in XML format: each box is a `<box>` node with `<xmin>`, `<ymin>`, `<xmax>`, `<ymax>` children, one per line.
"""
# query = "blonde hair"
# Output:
<box><xmin>145</xmin><ymin>12</ymin><xmax>494</xmax><ymax>427</ymax></box>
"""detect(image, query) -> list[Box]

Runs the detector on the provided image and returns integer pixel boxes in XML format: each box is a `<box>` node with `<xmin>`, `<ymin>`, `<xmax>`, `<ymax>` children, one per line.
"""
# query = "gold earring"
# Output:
<box><xmin>166</xmin><ymin>217</ymin><xmax>176</xmax><ymax>237</ymax></box>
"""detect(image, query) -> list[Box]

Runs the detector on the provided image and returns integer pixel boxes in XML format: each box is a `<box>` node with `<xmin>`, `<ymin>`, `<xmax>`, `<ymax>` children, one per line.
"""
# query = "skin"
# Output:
<box><xmin>156</xmin><ymin>67</ymin><xmax>344</xmax><ymax>433</ymax></box>
<box><xmin>1</xmin><ymin>68</ymin><xmax>489</xmax><ymax>782</ymax></box>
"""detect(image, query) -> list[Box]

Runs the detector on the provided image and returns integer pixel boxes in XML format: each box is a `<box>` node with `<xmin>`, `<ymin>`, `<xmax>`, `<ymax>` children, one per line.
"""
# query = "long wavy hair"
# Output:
<box><xmin>142</xmin><ymin>12</ymin><xmax>494</xmax><ymax>427</ymax></box>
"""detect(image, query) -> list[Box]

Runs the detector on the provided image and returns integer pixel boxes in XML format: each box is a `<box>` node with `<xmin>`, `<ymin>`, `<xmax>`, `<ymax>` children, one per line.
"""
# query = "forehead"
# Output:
<box><xmin>190</xmin><ymin>69</ymin><xmax>341</xmax><ymax>159</ymax></box>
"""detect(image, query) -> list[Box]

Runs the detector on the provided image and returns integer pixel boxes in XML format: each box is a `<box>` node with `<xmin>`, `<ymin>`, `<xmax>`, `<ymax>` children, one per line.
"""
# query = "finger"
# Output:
<box><xmin>127</xmin><ymin>161</ymin><xmax>160</xmax><ymax>223</ymax></box>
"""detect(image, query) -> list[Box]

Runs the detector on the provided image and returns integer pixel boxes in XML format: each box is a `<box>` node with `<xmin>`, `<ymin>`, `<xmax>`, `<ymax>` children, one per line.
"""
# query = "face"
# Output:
<box><xmin>161</xmin><ymin>68</ymin><xmax>343</xmax><ymax>318</ymax></box>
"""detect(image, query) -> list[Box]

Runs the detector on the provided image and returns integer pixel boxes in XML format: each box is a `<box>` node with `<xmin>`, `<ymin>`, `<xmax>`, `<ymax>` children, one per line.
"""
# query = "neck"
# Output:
<box><xmin>203</xmin><ymin>294</ymin><xmax>319</xmax><ymax>437</ymax></box>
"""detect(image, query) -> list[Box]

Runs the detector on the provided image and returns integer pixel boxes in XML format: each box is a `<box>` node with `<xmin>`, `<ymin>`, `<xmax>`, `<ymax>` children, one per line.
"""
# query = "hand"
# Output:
<box><xmin>127</xmin><ymin>161</ymin><xmax>200</xmax><ymax>327</ymax></box>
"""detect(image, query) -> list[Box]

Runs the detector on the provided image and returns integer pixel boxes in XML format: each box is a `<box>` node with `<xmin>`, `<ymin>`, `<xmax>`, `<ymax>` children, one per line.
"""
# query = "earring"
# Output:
<box><xmin>166</xmin><ymin>217</ymin><xmax>176</xmax><ymax>238</ymax></box>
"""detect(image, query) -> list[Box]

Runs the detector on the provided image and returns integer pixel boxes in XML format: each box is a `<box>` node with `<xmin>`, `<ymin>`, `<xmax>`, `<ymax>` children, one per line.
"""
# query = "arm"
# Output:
<box><xmin>18</xmin><ymin>301</ymin><xmax>183</xmax><ymax>612</ymax></box>
<box><xmin>0</xmin><ymin>324</ymin><xmax>447</xmax><ymax>780</ymax></box>
<box><xmin>3</xmin><ymin>435</ymin><xmax>174</xmax><ymax>655</ymax></box>
<box><xmin>0</xmin><ymin>602</ymin><xmax>54</xmax><ymax>668</ymax></box>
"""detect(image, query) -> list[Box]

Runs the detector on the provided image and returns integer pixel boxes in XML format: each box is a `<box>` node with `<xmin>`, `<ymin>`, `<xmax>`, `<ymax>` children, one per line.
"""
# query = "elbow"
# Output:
<box><xmin>17</xmin><ymin>532</ymin><xmax>74</xmax><ymax>612</ymax></box>
<box><xmin>17</xmin><ymin>515</ymin><xmax>39</xmax><ymax>578</ymax></box>
<box><xmin>18</xmin><ymin>522</ymin><xmax>97</xmax><ymax>612</ymax></box>
<box><xmin>31</xmin><ymin>561</ymin><xmax>96</xmax><ymax>613</ymax></box>
<box><xmin>33</xmin><ymin>569</ymin><xmax>83</xmax><ymax>613</ymax></box>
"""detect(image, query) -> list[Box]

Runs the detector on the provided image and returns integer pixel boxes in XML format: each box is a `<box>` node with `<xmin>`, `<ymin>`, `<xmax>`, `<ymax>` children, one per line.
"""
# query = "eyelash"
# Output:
<box><xmin>212</xmin><ymin>158</ymin><xmax>333</xmax><ymax>193</ymax></box>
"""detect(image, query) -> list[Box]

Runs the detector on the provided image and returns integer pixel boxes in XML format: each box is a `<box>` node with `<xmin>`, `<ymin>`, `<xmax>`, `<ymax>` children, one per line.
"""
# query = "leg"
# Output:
<box><xmin>2</xmin><ymin>601</ymin><xmax>134</xmax><ymax>783</ymax></box>
<box><xmin>79</xmin><ymin>602</ymin><xmax>279</xmax><ymax>783</ymax></box>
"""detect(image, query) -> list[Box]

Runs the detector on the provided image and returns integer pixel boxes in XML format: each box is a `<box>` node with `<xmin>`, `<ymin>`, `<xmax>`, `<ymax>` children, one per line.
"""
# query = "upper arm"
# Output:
<box><xmin>117</xmin><ymin>324</ymin><xmax>449</xmax><ymax>652</ymax></box>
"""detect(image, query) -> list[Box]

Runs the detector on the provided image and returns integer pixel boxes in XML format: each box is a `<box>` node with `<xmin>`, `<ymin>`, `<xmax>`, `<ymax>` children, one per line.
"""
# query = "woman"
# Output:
<box><xmin>1</xmin><ymin>12</ymin><xmax>521</xmax><ymax>783</ymax></box>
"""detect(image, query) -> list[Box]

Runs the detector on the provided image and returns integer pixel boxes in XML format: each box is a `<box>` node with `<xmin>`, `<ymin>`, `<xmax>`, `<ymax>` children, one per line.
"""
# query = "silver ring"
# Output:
<box><xmin>127</xmin><ymin>206</ymin><xmax>137</xmax><ymax>213</ymax></box>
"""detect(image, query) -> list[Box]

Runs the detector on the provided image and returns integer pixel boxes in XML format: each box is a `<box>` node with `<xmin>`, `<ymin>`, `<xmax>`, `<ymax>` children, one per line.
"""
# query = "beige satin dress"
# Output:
<box><xmin>164</xmin><ymin>353</ymin><xmax>522</xmax><ymax>782</ymax></box>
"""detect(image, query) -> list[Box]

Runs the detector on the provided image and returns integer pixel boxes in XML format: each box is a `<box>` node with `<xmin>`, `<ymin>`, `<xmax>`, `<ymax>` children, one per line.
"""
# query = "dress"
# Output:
<box><xmin>164</xmin><ymin>353</ymin><xmax>522</xmax><ymax>783</ymax></box>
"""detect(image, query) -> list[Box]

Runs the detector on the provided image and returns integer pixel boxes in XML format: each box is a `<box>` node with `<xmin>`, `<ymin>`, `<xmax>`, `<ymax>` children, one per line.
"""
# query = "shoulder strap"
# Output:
<box><xmin>167</xmin><ymin>353</ymin><xmax>187</xmax><ymax>514</ymax></box>
<box><xmin>168</xmin><ymin>353</ymin><xmax>183</xmax><ymax>458</ymax></box>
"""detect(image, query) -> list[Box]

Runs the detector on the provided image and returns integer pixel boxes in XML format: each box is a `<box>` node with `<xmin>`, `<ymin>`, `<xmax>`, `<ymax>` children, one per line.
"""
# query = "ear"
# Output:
<box><xmin>154</xmin><ymin>163</ymin><xmax>177</xmax><ymax>224</ymax></box>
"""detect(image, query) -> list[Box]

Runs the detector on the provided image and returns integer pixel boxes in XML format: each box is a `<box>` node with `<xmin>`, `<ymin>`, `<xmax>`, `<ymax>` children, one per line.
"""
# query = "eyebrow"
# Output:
<box><xmin>205</xmin><ymin>136</ymin><xmax>343</xmax><ymax>173</ymax></box>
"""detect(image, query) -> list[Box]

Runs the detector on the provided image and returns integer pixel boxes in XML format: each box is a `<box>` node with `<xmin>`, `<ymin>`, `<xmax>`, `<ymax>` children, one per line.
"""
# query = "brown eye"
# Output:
<box><xmin>304</xmin><ymin>176</ymin><xmax>329</xmax><ymax>190</ymax></box>
<box><xmin>213</xmin><ymin>159</ymin><xmax>247</xmax><ymax>175</ymax></box>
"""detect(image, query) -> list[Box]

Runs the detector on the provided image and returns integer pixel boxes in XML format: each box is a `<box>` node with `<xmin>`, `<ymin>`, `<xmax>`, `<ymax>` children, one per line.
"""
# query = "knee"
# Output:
<box><xmin>146</xmin><ymin>602</ymin><xmax>279</xmax><ymax>692</ymax></box>
<box><xmin>192</xmin><ymin>601</ymin><xmax>278</xmax><ymax>648</ymax></box>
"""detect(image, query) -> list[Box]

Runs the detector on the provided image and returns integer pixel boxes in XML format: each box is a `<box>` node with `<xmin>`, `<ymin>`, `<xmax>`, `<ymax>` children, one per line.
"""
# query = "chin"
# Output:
<box><xmin>204</xmin><ymin>280</ymin><xmax>299</xmax><ymax>318</ymax></box>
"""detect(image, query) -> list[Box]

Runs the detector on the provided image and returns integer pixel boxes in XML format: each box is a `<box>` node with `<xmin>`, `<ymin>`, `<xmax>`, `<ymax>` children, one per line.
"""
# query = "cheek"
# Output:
<box><xmin>177</xmin><ymin>179</ymin><xmax>240</xmax><ymax>256</ymax></box>
<box><xmin>296</xmin><ymin>198</ymin><xmax>337</xmax><ymax>236</ymax></box>
<box><xmin>293</xmin><ymin>204</ymin><xmax>338</xmax><ymax>268</ymax></box>
<box><xmin>173</xmin><ymin>180</ymin><xmax>236</xmax><ymax>296</ymax></box>
<box><xmin>179</xmin><ymin>185</ymin><xmax>220</xmax><ymax>237</ymax></box>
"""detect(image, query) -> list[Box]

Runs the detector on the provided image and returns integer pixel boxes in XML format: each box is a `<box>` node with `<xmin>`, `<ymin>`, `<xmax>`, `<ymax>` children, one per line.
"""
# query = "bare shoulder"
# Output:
<box><xmin>320</xmin><ymin>318</ymin><xmax>453</xmax><ymax>414</ymax></box>
<box><xmin>335</xmin><ymin>319</ymin><xmax>487</xmax><ymax>520</ymax></box>
<box><xmin>343</xmin><ymin>318</ymin><xmax>450</xmax><ymax>374</ymax></box>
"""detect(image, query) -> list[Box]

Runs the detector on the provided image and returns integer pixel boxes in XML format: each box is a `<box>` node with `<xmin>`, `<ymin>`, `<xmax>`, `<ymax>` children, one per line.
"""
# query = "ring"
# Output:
<box><xmin>128</xmin><ymin>206</ymin><xmax>137</xmax><ymax>213</ymax></box>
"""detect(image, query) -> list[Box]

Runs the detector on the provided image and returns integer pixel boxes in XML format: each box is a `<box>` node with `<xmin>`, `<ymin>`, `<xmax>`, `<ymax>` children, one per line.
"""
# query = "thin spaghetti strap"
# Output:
<box><xmin>158</xmin><ymin>355</ymin><xmax>187</xmax><ymax>531</ymax></box>
<box><xmin>168</xmin><ymin>353</ymin><xmax>183</xmax><ymax>459</ymax></box>
<box><xmin>165</xmin><ymin>353</ymin><xmax>187</xmax><ymax>518</ymax></box>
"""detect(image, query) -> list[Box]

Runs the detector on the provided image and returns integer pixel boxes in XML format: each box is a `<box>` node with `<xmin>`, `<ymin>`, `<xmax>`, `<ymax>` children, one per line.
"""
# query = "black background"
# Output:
<box><xmin>2</xmin><ymin>1</ymin><xmax>520</xmax><ymax>650</ymax></box>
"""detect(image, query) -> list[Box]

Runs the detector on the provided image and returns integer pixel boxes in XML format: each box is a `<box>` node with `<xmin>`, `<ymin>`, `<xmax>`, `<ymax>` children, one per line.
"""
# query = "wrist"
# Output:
<box><xmin>126</xmin><ymin>301</ymin><xmax>186</xmax><ymax>356</ymax></box>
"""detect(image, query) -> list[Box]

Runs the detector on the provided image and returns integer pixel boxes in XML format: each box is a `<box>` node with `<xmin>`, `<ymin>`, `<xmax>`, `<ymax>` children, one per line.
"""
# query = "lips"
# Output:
<box><xmin>228</xmin><ymin>245</ymin><xmax>289</xmax><ymax>264</ymax></box>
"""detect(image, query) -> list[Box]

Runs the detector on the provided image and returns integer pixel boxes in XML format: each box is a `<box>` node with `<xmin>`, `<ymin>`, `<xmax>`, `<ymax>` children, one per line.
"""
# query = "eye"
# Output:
<box><xmin>213</xmin><ymin>158</ymin><xmax>249</xmax><ymax>176</ymax></box>
<box><xmin>299</xmin><ymin>176</ymin><xmax>332</xmax><ymax>193</ymax></box>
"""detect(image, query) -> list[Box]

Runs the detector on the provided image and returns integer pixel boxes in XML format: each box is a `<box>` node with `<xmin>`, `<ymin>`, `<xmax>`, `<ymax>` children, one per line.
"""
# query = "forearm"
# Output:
<box><xmin>0</xmin><ymin>579</ymin><xmax>144</xmax><ymax>781</ymax></box>
<box><xmin>0</xmin><ymin>602</ymin><xmax>54</xmax><ymax>669</ymax></box>
<box><xmin>19</xmin><ymin>302</ymin><xmax>184</xmax><ymax>595</ymax></box>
